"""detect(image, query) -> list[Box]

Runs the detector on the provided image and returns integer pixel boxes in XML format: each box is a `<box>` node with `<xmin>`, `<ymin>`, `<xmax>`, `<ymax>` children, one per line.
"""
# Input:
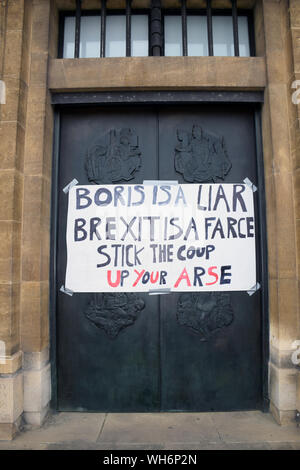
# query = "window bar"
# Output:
<box><xmin>181</xmin><ymin>0</ymin><xmax>187</xmax><ymax>56</ymax></box>
<box><xmin>206</xmin><ymin>0</ymin><xmax>213</xmax><ymax>56</ymax></box>
<box><xmin>150</xmin><ymin>0</ymin><xmax>162</xmax><ymax>56</ymax></box>
<box><xmin>232</xmin><ymin>0</ymin><xmax>240</xmax><ymax>56</ymax></box>
<box><xmin>126</xmin><ymin>0</ymin><xmax>132</xmax><ymax>57</ymax></box>
<box><xmin>100</xmin><ymin>0</ymin><xmax>107</xmax><ymax>58</ymax></box>
<box><xmin>74</xmin><ymin>0</ymin><xmax>82</xmax><ymax>58</ymax></box>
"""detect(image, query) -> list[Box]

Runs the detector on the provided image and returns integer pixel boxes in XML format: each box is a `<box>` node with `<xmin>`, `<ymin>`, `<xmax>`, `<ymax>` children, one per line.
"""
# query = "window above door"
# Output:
<box><xmin>62</xmin><ymin>11</ymin><xmax>150</xmax><ymax>58</ymax></box>
<box><xmin>59</xmin><ymin>1</ymin><xmax>254</xmax><ymax>59</ymax></box>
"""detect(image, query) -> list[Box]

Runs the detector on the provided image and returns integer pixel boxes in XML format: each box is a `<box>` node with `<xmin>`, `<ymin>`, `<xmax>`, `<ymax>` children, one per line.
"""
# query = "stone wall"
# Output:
<box><xmin>259</xmin><ymin>0</ymin><xmax>300</xmax><ymax>424</ymax></box>
<box><xmin>289</xmin><ymin>0</ymin><xmax>300</xmax><ymax>414</ymax></box>
<box><xmin>0</xmin><ymin>0</ymin><xmax>299</xmax><ymax>439</ymax></box>
<box><xmin>20</xmin><ymin>0</ymin><xmax>54</xmax><ymax>427</ymax></box>
<box><xmin>0</xmin><ymin>0</ymin><xmax>54</xmax><ymax>439</ymax></box>
<box><xmin>0</xmin><ymin>0</ymin><xmax>25</xmax><ymax>440</ymax></box>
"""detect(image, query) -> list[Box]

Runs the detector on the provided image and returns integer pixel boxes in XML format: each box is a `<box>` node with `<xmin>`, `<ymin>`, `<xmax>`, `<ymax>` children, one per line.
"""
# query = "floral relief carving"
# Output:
<box><xmin>84</xmin><ymin>293</ymin><xmax>145</xmax><ymax>339</ymax></box>
<box><xmin>177</xmin><ymin>292</ymin><xmax>234</xmax><ymax>341</ymax></box>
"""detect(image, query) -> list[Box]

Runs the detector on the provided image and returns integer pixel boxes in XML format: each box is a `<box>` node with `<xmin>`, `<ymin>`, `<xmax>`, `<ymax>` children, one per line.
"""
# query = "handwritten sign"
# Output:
<box><xmin>64</xmin><ymin>183</ymin><xmax>256</xmax><ymax>292</ymax></box>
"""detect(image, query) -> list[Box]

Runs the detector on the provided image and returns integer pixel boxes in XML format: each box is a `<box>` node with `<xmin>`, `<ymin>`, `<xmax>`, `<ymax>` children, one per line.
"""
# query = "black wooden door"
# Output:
<box><xmin>55</xmin><ymin>104</ymin><xmax>263</xmax><ymax>412</ymax></box>
<box><xmin>158</xmin><ymin>106</ymin><xmax>262</xmax><ymax>411</ymax></box>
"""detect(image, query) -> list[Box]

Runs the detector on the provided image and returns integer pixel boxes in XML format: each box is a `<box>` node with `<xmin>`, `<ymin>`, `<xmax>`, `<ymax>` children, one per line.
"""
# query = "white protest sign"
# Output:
<box><xmin>64</xmin><ymin>183</ymin><xmax>256</xmax><ymax>293</ymax></box>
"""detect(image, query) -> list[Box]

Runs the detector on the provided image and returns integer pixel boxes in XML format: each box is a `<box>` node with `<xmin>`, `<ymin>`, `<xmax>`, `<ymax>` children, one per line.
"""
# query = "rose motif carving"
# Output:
<box><xmin>84</xmin><ymin>293</ymin><xmax>145</xmax><ymax>338</ymax></box>
<box><xmin>177</xmin><ymin>292</ymin><xmax>234</xmax><ymax>341</ymax></box>
<box><xmin>85</xmin><ymin>128</ymin><xmax>142</xmax><ymax>184</ymax></box>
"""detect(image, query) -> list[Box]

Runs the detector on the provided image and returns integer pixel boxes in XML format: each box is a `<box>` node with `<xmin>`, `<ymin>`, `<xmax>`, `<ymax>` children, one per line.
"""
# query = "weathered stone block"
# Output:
<box><xmin>15</xmin><ymin>122</ymin><xmax>25</xmax><ymax>173</ymax></box>
<box><xmin>0</xmin><ymin>417</ymin><xmax>21</xmax><ymax>441</ymax></box>
<box><xmin>20</xmin><ymin>281</ymin><xmax>49</xmax><ymax>352</ymax></box>
<box><xmin>3</xmin><ymin>30</ymin><xmax>23</xmax><ymax>79</ymax></box>
<box><xmin>29</xmin><ymin>53</ymin><xmax>48</xmax><ymax>86</ymax></box>
<box><xmin>269</xmin><ymin>278</ymin><xmax>279</xmax><ymax>349</ymax></box>
<box><xmin>0</xmin><ymin>122</ymin><xmax>18</xmax><ymax>170</ymax></box>
<box><xmin>23</xmin><ymin>363</ymin><xmax>51</xmax><ymax>413</ymax></box>
<box><xmin>0</xmin><ymin>351</ymin><xmax>22</xmax><ymax>375</ymax></box>
<box><xmin>254</xmin><ymin>0</ymin><xmax>265</xmax><ymax>57</ymax></box>
<box><xmin>290</xmin><ymin>0</ymin><xmax>300</xmax><ymax>28</ymax></box>
<box><xmin>295</xmin><ymin>168</ymin><xmax>300</xmax><ymax>220</ymax></box>
<box><xmin>0</xmin><ymin>283</ymin><xmax>20</xmax><ymax>356</ymax></box>
<box><xmin>23</xmin><ymin>404</ymin><xmax>49</xmax><ymax>426</ymax></box>
<box><xmin>264</xmin><ymin>175</ymin><xmax>277</xmax><ymax>280</ymax></box>
<box><xmin>296</xmin><ymin>220</ymin><xmax>300</xmax><ymax>280</ymax></box>
<box><xmin>278</xmin><ymin>279</ymin><xmax>299</xmax><ymax>350</ymax></box>
<box><xmin>261</xmin><ymin>92</ymin><xmax>274</xmax><ymax>178</ymax></box>
<box><xmin>1</xmin><ymin>79</ymin><xmax>21</xmax><ymax>123</ymax></box>
<box><xmin>270</xmin><ymin>400</ymin><xmax>297</xmax><ymax>425</ymax></box>
<box><xmin>296</xmin><ymin>370</ymin><xmax>300</xmax><ymax>411</ymax></box>
<box><xmin>23</xmin><ymin>347</ymin><xmax>49</xmax><ymax>371</ymax></box>
<box><xmin>48</xmin><ymin>0</ymin><xmax>59</xmax><ymax>59</ymax></box>
<box><xmin>273</xmin><ymin>171</ymin><xmax>297</xmax><ymax>279</ymax></box>
<box><xmin>263</xmin><ymin>1</ymin><xmax>285</xmax><ymax>54</ymax></box>
<box><xmin>22</xmin><ymin>217</ymin><xmax>50</xmax><ymax>283</ymax></box>
<box><xmin>269</xmin><ymin>362</ymin><xmax>297</xmax><ymax>411</ymax></box>
<box><xmin>23</xmin><ymin>86</ymin><xmax>48</xmax><ymax>175</ymax></box>
<box><xmin>0</xmin><ymin>170</ymin><xmax>23</xmax><ymax>222</ymax></box>
<box><xmin>20</xmin><ymin>2</ymin><xmax>33</xmax><ymax>86</ymax></box>
<box><xmin>268</xmin><ymin>84</ymin><xmax>292</xmax><ymax>173</ymax></box>
<box><xmin>291</xmin><ymin>29</ymin><xmax>300</xmax><ymax>74</ymax></box>
<box><xmin>48</xmin><ymin>57</ymin><xmax>267</xmax><ymax>91</ymax></box>
<box><xmin>0</xmin><ymin>371</ymin><xmax>23</xmax><ymax>424</ymax></box>
<box><xmin>23</xmin><ymin>175</ymin><xmax>44</xmax><ymax>218</ymax></box>
<box><xmin>6</xmin><ymin>0</ymin><xmax>25</xmax><ymax>32</ymax></box>
<box><xmin>0</xmin><ymin>221</ymin><xmax>21</xmax><ymax>283</ymax></box>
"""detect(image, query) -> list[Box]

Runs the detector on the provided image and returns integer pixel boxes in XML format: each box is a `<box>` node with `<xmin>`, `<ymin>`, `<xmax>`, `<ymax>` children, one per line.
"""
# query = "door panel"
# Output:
<box><xmin>56</xmin><ymin>107</ymin><xmax>160</xmax><ymax>411</ymax></box>
<box><xmin>158</xmin><ymin>105</ymin><xmax>262</xmax><ymax>411</ymax></box>
<box><xmin>55</xmin><ymin>104</ymin><xmax>264</xmax><ymax>412</ymax></box>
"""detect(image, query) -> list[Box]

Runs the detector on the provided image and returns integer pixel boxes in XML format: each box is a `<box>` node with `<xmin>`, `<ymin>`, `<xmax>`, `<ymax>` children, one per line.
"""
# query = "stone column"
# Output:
<box><xmin>262</xmin><ymin>0</ymin><xmax>300</xmax><ymax>424</ymax></box>
<box><xmin>289</xmin><ymin>0</ymin><xmax>300</xmax><ymax>418</ymax></box>
<box><xmin>0</xmin><ymin>0</ymin><xmax>56</xmax><ymax>438</ymax></box>
<box><xmin>0</xmin><ymin>0</ymin><xmax>26</xmax><ymax>440</ymax></box>
<box><xmin>20</xmin><ymin>0</ymin><xmax>56</xmax><ymax>426</ymax></box>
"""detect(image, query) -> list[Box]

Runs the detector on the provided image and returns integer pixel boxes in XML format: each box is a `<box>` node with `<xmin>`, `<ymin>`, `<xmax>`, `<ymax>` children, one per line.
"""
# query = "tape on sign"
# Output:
<box><xmin>143</xmin><ymin>180</ymin><xmax>178</xmax><ymax>185</ymax></box>
<box><xmin>148</xmin><ymin>288</ymin><xmax>171</xmax><ymax>295</ymax></box>
<box><xmin>60</xmin><ymin>285</ymin><xmax>74</xmax><ymax>296</ymax></box>
<box><xmin>243</xmin><ymin>177</ymin><xmax>258</xmax><ymax>193</ymax></box>
<box><xmin>63</xmin><ymin>178</ymin><xmax>79</xmax><ymax>194</ymax></box>
<box><xmin>247</xmin><ymin>282</ymin><xmax>261</xmax><ymax>296</ymax></box>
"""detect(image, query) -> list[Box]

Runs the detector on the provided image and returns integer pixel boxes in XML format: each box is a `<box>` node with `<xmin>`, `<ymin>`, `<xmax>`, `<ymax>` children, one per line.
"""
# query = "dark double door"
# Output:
<box><xmin>55</xmin><ymin>104</ymin><xmax>265</xmax><ymax>412</ymax></box>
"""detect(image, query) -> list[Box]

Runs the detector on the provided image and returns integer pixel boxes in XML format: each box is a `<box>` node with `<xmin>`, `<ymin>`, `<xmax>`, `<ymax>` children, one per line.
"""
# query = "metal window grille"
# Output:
<box><xmin>59</xmin><ymin>0</ymin><xmax>254</xmax><ymax>59</ymax></box>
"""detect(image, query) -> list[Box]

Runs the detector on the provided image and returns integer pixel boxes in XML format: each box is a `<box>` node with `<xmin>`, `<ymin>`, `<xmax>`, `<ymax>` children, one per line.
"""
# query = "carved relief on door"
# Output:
<box><xmin>83</xmin><ymin>125</ymin><xmax>233</xmax><ymax>339</ymax></box>
<box><xmin>84</xmin><ymin>128</ymin><xmax>144</xmax><ymax>337</ymax></box>
<box><xmin>174</xmin><ymin>124</ymin><xmax>232</xmax><ymax>183</ymax></box>
<box><xmin>85</xmin><ymin>128</ymin><xmax>142</xmax><ymax>184</ymax></box>
<box><xmin>177</xmin><ymin>292</ymin><xmax>234</xmax><ymax>341</ymax></box>
<box><xmin>85</xmin><ymin>293</ymin><xmax>145</xmax><ymax>339</ymax></box>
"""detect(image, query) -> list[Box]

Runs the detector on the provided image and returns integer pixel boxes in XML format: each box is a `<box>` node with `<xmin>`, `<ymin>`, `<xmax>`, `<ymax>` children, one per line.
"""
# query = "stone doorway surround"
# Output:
<box><xmin>0</xmin><ymin>0</ymin><xmax>299</xmax><ymax>440</ymax></box>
